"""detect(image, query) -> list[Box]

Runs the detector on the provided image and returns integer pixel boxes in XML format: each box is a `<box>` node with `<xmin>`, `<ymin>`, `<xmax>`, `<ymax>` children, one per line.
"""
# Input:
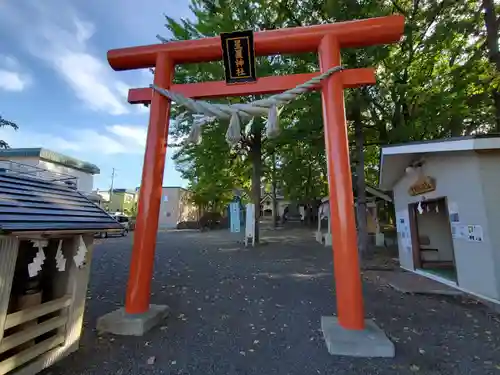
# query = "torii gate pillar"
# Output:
<box><xmin>319</xmin><ymin>34</ymin><xmax>364</xmax><ymax>329</ymax></box>
<box><xmin>97</xmin><ymin>15</ymin><xmax>403</xmax><ymax>357</ymax></box>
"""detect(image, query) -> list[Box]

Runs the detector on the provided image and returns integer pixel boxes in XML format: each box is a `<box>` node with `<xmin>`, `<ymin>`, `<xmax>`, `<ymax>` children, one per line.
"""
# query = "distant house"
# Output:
<box><xmin>159</xmin><ymin>186</ymin><xmax>198</xmax><ymax>228</ymax></box>
<box><xmin>91</xmin><ymin>189</ymin><xmax>110</xmax><ymax>210</ymax></box>
<box><xmin>102</xmin><ymin>189</ymin><xmax>138</xmax><ymax>215</ymax></box>
<box><xmin>260</xmin><ymin>192</ymin><xmax>290</xmax><ymax>219</ymax></box>
<box><xmin>0</xmin><ymin>147</ymin><xmax>99</xmax><ymax>193</ymax></box>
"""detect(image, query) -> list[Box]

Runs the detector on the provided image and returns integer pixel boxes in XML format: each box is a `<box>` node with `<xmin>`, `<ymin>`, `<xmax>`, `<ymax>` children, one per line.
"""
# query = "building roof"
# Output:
<box><xmin>321</xmin><ymin>185</ymin><xmax>392</xmax><ymax>204</ymax></box>
<box><xmin>260</xmin><ymin>192</ymin><xmax>286</xmax><ymax>203</ymax></box>
<box><xmin>111</xmin><ymin>188</ymin><xmax>137</xmax><ymax>194</ymax></box>
<box><xmin>161</xmin><ymin>186</ymin><xmax>187</xmax><ymax>190</ymax></box>
<box><xmin>0</xmin><ymin>171</ymin><xmax>122</xmax><ymax>233</ymax></box>
<box><xmin>0</xmin><ymin>148</ymin><xmax>100</xmax><ymax>175</ymax></box>
<box><xmin>379</xmin><ymin>134</ymin><xmax>500</xmax><ymax>190</ymax></box>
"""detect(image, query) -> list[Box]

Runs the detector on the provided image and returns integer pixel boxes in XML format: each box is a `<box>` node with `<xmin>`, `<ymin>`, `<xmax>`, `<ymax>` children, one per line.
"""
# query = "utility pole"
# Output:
<box><xmin>109</xmin><ymin>168</ymin><xmax>116</xmax><ymax>212</ymax></box>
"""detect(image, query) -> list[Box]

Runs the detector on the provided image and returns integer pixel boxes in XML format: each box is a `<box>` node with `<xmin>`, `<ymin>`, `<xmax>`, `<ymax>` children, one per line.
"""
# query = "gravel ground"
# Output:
<box><xmin>43</xmin><ymin>229</ymin><xmax>500</xmax><ymax>375</ymax></box>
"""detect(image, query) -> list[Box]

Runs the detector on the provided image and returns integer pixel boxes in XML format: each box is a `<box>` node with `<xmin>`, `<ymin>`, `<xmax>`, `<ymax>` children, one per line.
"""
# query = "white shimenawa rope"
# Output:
<box><xmin>151</xmin><ymin>65</ymin><xmax>344</xmax><ymax>147</ymax></box>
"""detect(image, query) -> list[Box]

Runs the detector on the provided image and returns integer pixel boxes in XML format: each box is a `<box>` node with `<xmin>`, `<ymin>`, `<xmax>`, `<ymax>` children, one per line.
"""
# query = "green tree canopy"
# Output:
<box><xmin>159</xmin><ymin>0</ymin><xmax>498</xmax><ymax>236</ymax></box>
<box><xmin>0</xmin><ymin>115</ymin><xmax>18</xmax><ymax>149</ymax></box>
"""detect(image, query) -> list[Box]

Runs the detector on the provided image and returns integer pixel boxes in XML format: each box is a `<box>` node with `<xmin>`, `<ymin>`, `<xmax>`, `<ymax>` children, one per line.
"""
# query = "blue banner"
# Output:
<box><xmin>229</xmin><ymin>202</ymin><xmax>241</xmax><ymax>233</ymax></box>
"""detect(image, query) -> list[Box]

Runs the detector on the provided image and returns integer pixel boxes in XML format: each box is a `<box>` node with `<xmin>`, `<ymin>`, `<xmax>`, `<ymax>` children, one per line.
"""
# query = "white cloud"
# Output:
<box><xmin>54</xmin><ymin>53</ymin><xmax>128</xmax><ymax>115</ymax></box>
<box><xmin>136</xmin><ymin>104</ymin><xmax>150</xmax><ymax>114</ymax></box>
<box><xmin>107</xmin><ymin>125</ymin><xmax>147</xmax><ymax>148</ymax></box>
<box><xmin>0</xmin><ymin>70</ymin><xmax>28</xmax><ymax>92</ymax></box>
<box><xmin>0</xmin><ymin>2</ymin><xmax>129</xmax><ymax>115</ymax></box>
<box><xmin>0</xmin><ymin>55</ymin><xmax>31</xmax><ymax>92</ymax></box>
<box><xmin>0</xmin><ymin>124</ymin><xmax>147</xmax><ymax>156</ymax></box>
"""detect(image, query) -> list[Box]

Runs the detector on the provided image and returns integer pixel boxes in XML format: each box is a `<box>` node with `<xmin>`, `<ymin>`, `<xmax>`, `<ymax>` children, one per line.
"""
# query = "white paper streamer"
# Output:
<box><xmin>55</xmin><ymin>240</ymin><xmax>66</xmax><ymax>272</ymax></box>
<box><xmin>73</xmin><ymin>236</ymin><xmax>88</xmax><ymax>268</ymax></box>
<box><xmin>28</xmin><ymin>240</ymin><xmax>48</xmax><ymax>278</ymax></box>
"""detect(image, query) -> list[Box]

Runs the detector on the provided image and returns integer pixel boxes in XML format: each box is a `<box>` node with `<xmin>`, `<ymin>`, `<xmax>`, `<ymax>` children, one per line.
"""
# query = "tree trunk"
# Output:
<box><xmin>483</xmin><ymin>0</ymin><xmax>500</xmax><ymax>131</ymax></box>
<box><xmin>271</xmin><ymin>152</ymin><xmax>278</xmax><ymax>228</ymax></box>
<box><xmin>250</xmin><ymin>127</ymin><xmax>262</xmax><ymax>243</ymax></box>
<box><xmin>305</xmin><ymin>163</ymin><xmax>312</xmax><ymax>226</ymax></box>
<box><xmin>353</xmin><ymin>107</ymin><xmax>369</xmax><ymax>258</ymax></box>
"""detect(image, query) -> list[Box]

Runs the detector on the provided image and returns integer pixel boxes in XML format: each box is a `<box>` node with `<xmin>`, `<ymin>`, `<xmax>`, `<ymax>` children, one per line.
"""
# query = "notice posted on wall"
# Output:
<box><xmin>467</xmin><ymin>225</ymin><xmax>483</xmax><ymax>242</ymax></box>
<box><xmin>451</xmin><ymin>223</ymin><xmax>468</xmax><ymax>239</ymax></box>
<box><xmin>396</xmin><ymin>209</ymin><xmax>412</xmax><ymax>253</ymax></box>
<box><xmin>448</xmin><ymin>201</ymin><xmax>460</xmax><ymax>223</ymax></box>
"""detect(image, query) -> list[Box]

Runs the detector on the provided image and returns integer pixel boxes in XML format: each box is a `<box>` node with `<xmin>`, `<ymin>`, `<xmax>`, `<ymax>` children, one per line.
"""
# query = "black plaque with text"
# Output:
<box><xmin>220</xmin><ymin>30</ymin><xmax>257</xmax><ymax>84</ymax></box>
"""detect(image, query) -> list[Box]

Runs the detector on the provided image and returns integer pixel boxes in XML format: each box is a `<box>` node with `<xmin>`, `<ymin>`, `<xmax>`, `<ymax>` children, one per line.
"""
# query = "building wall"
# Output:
<box><xmin>158</xmin><ymin>187</ymin><xmax>198</xmax><ymax>228</ymax></box>
<box><xmin>0</xmin><ymin>156</ymin><xmax>94</xmax><ymax>192</ymax></box>
<box><xmin>95</xmin><ymin>190</ymin><xmax>110</xmax><ymax>202</ymax></box>
<box><xmin>38</xmin><ymin>159</ymin><xmax>94</xmax><ymax>192</ymax></box>
<box><xmin>477</xmin><ymin>151</ymin><xmax>500</xmax><ymax>299</ymax></box>
<box><xmin>260</xmin><ymin>196</ymin><xmax>289</xmax><ymax>217</ymax></box>
<box><xmin>159</xmin><ymin>187</ymin><xmax>182</xmax><ymax>228</ymax></box>
<box><xmin>108</xmin><ymin>192</ymin><xmax>137</xmax><ymax>214</ymax></box>
<box><xmin>392</xmin><ymin>151</ymin><xmax>499</xmax><ymax>299</ymax></box>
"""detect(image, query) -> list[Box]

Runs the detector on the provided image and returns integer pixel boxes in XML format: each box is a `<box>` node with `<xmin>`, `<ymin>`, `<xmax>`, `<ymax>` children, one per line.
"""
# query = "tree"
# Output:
<box><xmin>161</xmin><ymin>0</ymin><xmax>327</xmax><ymax>242</ymax></box>
<box><xmin>160</xmin><ymin>0</ymin><xmax>499</xmax><ymax>251</ymax></box>
<box><xmin>0</xmin><ymin>115</ymin><xmax>18</xmax><ymax>149</ymax></box>
<box><xmin>481</xmin><ymin>0</ymin><xmax>500</xmax><ymax>131</ymax></box>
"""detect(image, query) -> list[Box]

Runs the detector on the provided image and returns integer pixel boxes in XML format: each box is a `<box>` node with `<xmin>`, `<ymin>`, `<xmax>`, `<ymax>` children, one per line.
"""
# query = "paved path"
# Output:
<box><xmin>44</xmin><ymin>229</ymin><xmax>500</xmax><ymax>375</ymax></box>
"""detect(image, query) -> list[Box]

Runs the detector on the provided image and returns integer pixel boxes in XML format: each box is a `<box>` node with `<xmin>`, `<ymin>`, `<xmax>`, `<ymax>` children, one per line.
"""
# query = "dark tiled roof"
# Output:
<box><xmin>0</xmin><ymin>148</ymin><xmax>100</xmax><ymax>174</ymax></box>
<box><xmin>0</xmin><ymin>172</ymin><xmax>122</xmax><ymax>233</ymax></box>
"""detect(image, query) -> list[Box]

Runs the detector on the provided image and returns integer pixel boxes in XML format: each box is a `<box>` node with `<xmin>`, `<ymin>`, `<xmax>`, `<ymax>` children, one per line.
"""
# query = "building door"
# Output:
<box><xmin>408</xmin><ymin>197</ymin><xmax>458</xmax><ymax>283</ymax></box>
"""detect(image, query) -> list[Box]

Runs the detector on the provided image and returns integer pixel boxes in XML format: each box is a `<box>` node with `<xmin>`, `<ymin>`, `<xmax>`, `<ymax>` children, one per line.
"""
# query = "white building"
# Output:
<box><xmin>0</xmin><ymin>148</ymin><xmax>100</xmax><ymax>193</ymax></box>
<box><xmin>379</xmin><ymin>135</ymin><xmax>500</xmax><ymax>304</ymax></box>
<box><xmin>260</xmin><ymin>192</ymin><xmax>290</xmax><ymax>219</ymax></box>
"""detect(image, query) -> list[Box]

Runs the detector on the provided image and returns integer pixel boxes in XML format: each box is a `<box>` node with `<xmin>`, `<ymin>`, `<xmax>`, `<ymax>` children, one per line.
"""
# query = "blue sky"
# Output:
<box><xmin>0</xmin><ymin>0</ymin><xmax>193</xmax><ymax>190</ymax></box>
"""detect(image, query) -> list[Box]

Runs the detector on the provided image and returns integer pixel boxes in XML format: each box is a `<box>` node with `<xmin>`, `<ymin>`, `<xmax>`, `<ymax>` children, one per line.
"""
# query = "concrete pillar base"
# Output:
<box><xmin>321</xmin><ymin>316</ymin><xmax>395</xmax><ymax>357</ymax></box>
<box><xmin>324</xmin><ymin>234</ymin><xmax>332</xmax><ymax>246</ymax></box>
<box><xmin>96</xmin><ymin>304</ymin><xmax>169</xmax><ymax>336</ymax></box>
<box><xmin>375</xmin><ymin>233</ymin><xmax>385</xmax><ymax>247</ymax></box>
<box><xmin>315</xmin><ymin>231</ymin><xmax>323</xmax><ymax>243</ymax></box>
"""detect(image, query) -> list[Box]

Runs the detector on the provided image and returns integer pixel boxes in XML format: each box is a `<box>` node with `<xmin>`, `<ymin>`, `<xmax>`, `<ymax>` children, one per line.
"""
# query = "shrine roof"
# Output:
<box><xmin>0</xmin><ymin>171</ymin><xmax>122</xmax><ymax>234</ymax></box>
<box><xmin>320</xmin><ymin>185</ymin><xmax>392</xmax><ymax>204</ymax></box>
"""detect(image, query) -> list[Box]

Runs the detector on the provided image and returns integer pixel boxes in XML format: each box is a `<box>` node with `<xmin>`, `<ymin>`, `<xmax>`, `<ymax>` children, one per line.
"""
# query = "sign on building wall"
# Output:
<box><xmin>408</xmin><ymin>175</ymin><xmax>436</xmax><ymax>196</ymax></box>
<box><xmin>452</xmin><ymin>224</ymin><xmax>483</xmax><ymax>242</ymax></box>
<box><xmin>395</xmin><ymin>209</ymin><xmax>412</xmax><ymax>255</ymax></box>
<box><xmin>220</xmin><ymin>30</ymin><xmax>257</xmax><ymax>84</ymax></box>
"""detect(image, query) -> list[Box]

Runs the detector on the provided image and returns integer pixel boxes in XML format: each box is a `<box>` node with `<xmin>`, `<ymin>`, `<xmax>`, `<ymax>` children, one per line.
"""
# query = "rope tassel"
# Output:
<box><xmin>226</xmin><ymin>112</ymin><xmax>242</xmax><ymax>146</ymax></box>
<box><xmin>266</xmin><ymin>105</ymin><xmax>280</xmax><ymax>138</ymax></box>
<box><xmin>187</xmin><ymin>121</ymin><xmax>203</xmax><ymax>145</ymax></box>
<box><xmin>150</xmin><ymin>65</ymin><xmax>344</xmax><ymax>147</ymax></box>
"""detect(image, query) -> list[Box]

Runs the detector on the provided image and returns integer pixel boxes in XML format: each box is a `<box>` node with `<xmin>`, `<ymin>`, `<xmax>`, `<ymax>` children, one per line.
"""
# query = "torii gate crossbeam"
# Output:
<box><xmin>105</xmin><ymin>15</ymin><xmax>404</xmax><ymax>333</ymax></box>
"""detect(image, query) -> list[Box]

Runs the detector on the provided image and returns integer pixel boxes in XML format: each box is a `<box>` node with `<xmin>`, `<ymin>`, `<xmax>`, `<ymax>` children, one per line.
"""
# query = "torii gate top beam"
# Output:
<box><xmin>107</xmin><ymin>15</ymin><xmax>404</xmax><ymax>71</ymax></box>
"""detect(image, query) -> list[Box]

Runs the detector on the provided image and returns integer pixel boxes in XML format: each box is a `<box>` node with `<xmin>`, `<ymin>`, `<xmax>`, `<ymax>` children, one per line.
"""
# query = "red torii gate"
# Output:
<box><xmin>106</xmin><ymin>15</ymin><xmax>404</xmax><ymax>332</ymax></box>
